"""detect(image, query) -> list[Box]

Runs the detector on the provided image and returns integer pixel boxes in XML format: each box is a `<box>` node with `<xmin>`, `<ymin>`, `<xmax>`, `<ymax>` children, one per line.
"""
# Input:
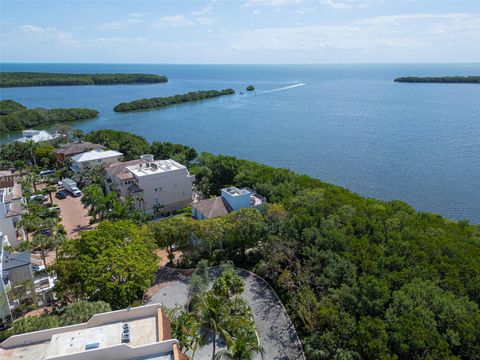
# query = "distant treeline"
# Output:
<box><xmin>0</xmin><ymin>72</ymin><xmax>168</xmax><ymax>88</ymax></box>
<box><xmin>394</xmin><ymin>76</ymin><xmax>480</xmax><ymax>83</ymax></box>
<box><xmin>114</xmin><ymin>89</ymin><xmax>236</xmax><ymax>112</ymax></box>
<box><xmin>0</xmin><ymin>100</ymin><xmax>98</xmax><ymax>133</ymax></box>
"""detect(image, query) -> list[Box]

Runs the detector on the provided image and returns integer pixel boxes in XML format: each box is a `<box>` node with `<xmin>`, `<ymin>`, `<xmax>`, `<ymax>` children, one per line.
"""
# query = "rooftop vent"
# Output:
<box><xmin>140</xmin><ymin>154</ymin><xmax>154</xmax><ymax>162</ymax></box>
<box><xmin>85</xmin><ymin>342</ymin><xmax>100</xmax><ymax>350</ymax></box>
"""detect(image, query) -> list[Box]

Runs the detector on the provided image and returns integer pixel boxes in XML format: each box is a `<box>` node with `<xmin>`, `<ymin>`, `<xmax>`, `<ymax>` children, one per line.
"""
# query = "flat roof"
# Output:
<box><xmin>127</xmin><ymin>160</ymin><xmax>185</xmax><ymax>177</ymax></box>
<box><xmin>45</xmin><ymin>316</ymin><xmax>157</xmax><ymax>358</ymax></box>
<box><xmin>0</xmin><ymin>304</ymin><xmax>178</xmax><ymax>360</ymax></box>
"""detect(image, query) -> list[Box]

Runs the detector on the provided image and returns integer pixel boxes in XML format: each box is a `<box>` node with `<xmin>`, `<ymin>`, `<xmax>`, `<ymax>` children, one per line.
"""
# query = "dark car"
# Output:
<box><xmin>55</xmin><ymin>191</ymin><xmax>68</xmax><ymax>199</ymax></box>
<box><xmin>39</xmin><ymin>228</ymin><xmax>52</xmax><ymax>236</ymax></box>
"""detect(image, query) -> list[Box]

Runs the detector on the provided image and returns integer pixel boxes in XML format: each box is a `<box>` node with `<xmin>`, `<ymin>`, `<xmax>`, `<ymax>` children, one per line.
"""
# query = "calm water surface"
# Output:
<box><xmin>1</xmin><ymin>63</ymin><xmax>479</xmax><ymax>222</ymax></box>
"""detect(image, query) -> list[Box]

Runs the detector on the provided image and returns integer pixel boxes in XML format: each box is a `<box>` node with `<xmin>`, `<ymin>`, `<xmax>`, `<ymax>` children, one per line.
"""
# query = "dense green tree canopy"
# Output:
<box><xmin>394</xmin><ymin>76</ymin><xmax>480</xmax><ymax>83</ymax></box>
<box><xmin>55</xmin><ymin>220</ymin><xmax>158</xmax><ymax>309</ymax></box>
<box><xmin>82</xmin><ymin>129</ymin><xmax>150</xmax><ymax>160</ymax></box>
<box><xmin>0</xmin><ymin>72</ymin><xmax>168</xmax><ymax>87</ymax></box>
<box><xmin>113</xmin><ymin>89</ymin><xmax>235</xmax><ymax>112</ymax></box>
<box><xmin>0</xmin><ymin>100</ymin><xmax>98</xmax><ymax>133</ymax></box>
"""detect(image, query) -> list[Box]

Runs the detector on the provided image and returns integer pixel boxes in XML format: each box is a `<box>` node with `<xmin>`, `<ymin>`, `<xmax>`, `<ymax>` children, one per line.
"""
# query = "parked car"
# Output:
<box><xmin>30</xmin><ymin>194</ymin><xmax>48</xmax><ymax>202</ymax></box>
<box><xmin>55</xmin><ymin>190</ymin><xmax>68</xmax><ymax>199</ymax></box>
<box><xmin>32</xmin><ymin>265</ymin><xmax>46</xmax><ymax>272</ymax></box>
<box><xmin>39</xmin><ymin>169</ymin><xmax>55</xmax><ymax>176</ymax></box>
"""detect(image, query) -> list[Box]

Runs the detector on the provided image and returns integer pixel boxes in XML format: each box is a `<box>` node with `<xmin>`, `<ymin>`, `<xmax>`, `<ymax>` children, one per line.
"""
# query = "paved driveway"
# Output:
<box><xmin>148</xmin><ymin>268</ymin><xmax>305</xmax><ymax>360</ymax></box>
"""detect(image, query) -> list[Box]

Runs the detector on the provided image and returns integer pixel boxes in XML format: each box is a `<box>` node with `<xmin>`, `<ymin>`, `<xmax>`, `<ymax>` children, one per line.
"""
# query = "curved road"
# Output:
<box><xmin>148</xmin><ymin>268</ymin><xmax>305</xmax><ymax>360</ymax></box>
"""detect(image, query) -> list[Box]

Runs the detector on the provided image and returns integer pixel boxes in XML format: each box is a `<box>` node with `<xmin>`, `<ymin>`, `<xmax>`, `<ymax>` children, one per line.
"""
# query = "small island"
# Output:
<box><xmin>114</xmin><ymin>89</ymin><xmax>235</xmax><ymax>112</ymax></box>
<box><xmin>0</xmin><ymin>99</ymin><xmax>99</xmax><ymax>133</ymax></box>
<box><xmin>0</xmin><ymin>72</ymin><xmax>168</xmax><ymax>88</ymax></box>
<box><xmin>394</xmin><ymin>76</ymin><xmax>480</xmax><ymax>84</ymax></box>
<box><xmin>246</xmin><ymin>85</ymin><xmax>255</xmax><ymax>91</ymax></box>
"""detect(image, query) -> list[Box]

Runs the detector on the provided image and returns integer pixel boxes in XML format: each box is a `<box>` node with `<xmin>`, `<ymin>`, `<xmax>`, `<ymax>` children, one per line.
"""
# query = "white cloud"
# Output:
<box><xmin>154</xmin><ymin>14</ymin><xmax>194</xmax><ymax>28</ymax></box>
<box><xmin>230</xmin><ymin>12</ymin><xmax>480</xmax><ymax>53</ymax></box>
<box><xmin>97</xmin><ymin>18</ymin><xmax>143</xmax><ymax>30</ymax></box>
<box><xmin>191</xmin><ymin>4</ymin><xmax>214</xmax><ymax>16</ymax></box>
<box><xmin>295</xmin><ymin>7</ymin><xmax>313</xmax><ymax>14</ymax></box>
<box><xmin>253</xmin><ymin>9</ymin><xmax>261</xmax><ymax>16</ymax></box>
<box><xmin>245</xmin><ymin>0</ymin><xmax>302</xmax><ymax>6</ymax></box>
<box><xmin>19</xmin><ymin>24</ymin><xmax>78</xmax><ymax>45</ymax></box>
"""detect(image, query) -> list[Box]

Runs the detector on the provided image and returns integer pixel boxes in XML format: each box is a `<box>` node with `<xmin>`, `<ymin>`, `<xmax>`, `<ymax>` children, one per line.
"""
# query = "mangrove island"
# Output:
<box><xmin>0</xmin><ymin>72</ymin><xmax>168</xmax><ymax>88</ymax></box>
<box><xmin>246</xmin><ymin>85</ymin><xmax>255</xmax><ymax>91</ymax></box>
<box><xmin>394</xmin><ymin>76</ymin><xmax>480</xmax><ymax>83</ymax></box>
<box><xmin>0</xmin><ymin>99</ymin><xmax>99</xmax><ymax>133</ymax></box>
<box><xmin>113</xmin><ymin>88</ymin><xmax>236</xmax><ymax>112</ymax></box>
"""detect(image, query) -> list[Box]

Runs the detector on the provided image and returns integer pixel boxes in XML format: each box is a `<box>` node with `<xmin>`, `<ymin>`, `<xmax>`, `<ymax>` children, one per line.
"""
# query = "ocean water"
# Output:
<box><xmin>1</xmin><ymin>63</ymin><xmax>479</xmax><ymax>223</ymax></box>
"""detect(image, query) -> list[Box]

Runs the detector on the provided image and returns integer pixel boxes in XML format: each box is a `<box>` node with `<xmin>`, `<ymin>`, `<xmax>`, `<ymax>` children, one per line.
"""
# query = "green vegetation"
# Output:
<box><xmin>0</xmin><ymin>301</ymin><xmax>111</xmax><ymax>341</ymax></box>
<box><xmin>1</xmin><ymin>129</ymin><xmax>480</xmax><ymax>359</ymax></box>
<box><xmin>54</xmin><ymin>221</ymin><xmax>157</xmax><ymax>309</ymax></box>
<box><xmin>0</xmin><ymin>100</ymin><xmax>98</xmax><ymax>133</ymax></box>
<box><xmin>394</xmin><ymin>76</ymin><xmax>480</xmax><ymax>83</ymax></box>
<box><xmin>0</xmin><ymin>72</ymin><xmax>168</xmax><ymax>87</ymax></box>
<box><xmin>246</xmin><ymin>85</ymin><xmax>255</xmax><ymax>91</ymax></box>
<box><xmin>169</xmin><ymin>263</ymin><xmax>261</xmax><ymax>360</ymax></box>
<box><xmin>83</xmin><ymin>129</ymin><xmax>197</xmax><ymax>162</ymax></box>
<box><xmin>0</xmin><ymin>99</ymin><xmax>26</xmax><ymax>115</ymax></box>
<box><xmin>113</xmin><ymin>88</ymin><xmax>235</xmax><ymax>112</ymax></box>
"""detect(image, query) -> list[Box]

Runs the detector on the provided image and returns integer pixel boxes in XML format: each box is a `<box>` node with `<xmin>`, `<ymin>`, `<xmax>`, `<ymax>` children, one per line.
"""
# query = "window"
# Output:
<box><xmin>155</xmin><ymin>187</ymin><xmax>163</xmax><ymax>192</ymax></box>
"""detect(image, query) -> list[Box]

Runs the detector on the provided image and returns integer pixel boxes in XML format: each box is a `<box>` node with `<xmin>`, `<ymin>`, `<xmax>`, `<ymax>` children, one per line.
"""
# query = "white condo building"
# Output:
<box><xmin>106</xmin><ymin>155</ymin><xmax>194</xmax><ymax>215</ymax></box>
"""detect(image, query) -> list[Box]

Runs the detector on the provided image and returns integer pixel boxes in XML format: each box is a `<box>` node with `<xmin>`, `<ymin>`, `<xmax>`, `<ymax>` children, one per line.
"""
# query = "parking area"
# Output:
<box><xmin>52</xmin><ymin>192</ymin><xmax>95</xmax><ymax>238</ymax></box>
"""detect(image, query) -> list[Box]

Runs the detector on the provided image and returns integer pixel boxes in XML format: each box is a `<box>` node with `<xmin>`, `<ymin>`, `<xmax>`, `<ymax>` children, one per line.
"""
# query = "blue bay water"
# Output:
<box><xmin>0</xmin><ymin>63</ymin><xmax>479</xmax><ymax>223</ymax></box>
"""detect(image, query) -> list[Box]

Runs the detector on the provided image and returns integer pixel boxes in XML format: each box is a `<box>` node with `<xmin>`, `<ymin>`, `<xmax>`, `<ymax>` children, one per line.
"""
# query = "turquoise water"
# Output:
<box><xmin>1</xmin><ymin>63</ymin><xmax>479</xmax><ymax>222</ymax></box>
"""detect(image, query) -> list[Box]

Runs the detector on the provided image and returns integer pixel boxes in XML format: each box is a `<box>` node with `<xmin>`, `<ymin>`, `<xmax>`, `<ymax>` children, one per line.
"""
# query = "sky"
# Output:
<box><xmin>1</xmin><ymin>0</ymin><xmax>479</xmax><ymax>64</ymax></box>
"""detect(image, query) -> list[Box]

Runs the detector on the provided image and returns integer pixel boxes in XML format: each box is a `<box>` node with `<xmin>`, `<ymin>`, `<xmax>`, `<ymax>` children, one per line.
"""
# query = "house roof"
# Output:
<box><xmin>3</xmin><ymin>183</ymin><xmax>22</xmax><ymax>203</ymax></box>
<box><xmin>2</xmin><ymin>251</ymin><xmax>31</xmax><ymax>271</ymax></box>
<box><xmin>193</xmin><ymin>197</ymin><xmax>232</xmax><ymax>219</ymax></box>
<box><xmin>55</xmin><ymin>142</ymin><xmax>105</xmax><ymax>156</ymax></box>
<box><xmin>71</xmin><ymin>149</ymin><xmax>123</xmax><ymax>163</ymax></box>
<box><xmin>107</xmin><ymin>159</ymin><xmax>147</xmax><ymax>180</ymax></box>
<box><xmin>5</xmin><ymin>201</ymin><xmax>23</xmax><ymax>217</ymax></box>
<box><xmin>17</xmin><ymin>130</ymin><xmax>54</xmax><ymax>143</ymax></box>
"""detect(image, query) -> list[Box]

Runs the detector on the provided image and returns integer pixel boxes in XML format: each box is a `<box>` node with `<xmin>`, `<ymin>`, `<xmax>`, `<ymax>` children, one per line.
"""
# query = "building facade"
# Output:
<box><xmin>192</xmin><ymin>186</ymin><xmax>266</xmax><ymax>220</ymax></box>
<box><xmin>54</xmin><ymin>142</ymin><xmax>105</xmax><ymax>163</ymax></box>
<box><xmin>0</xmin><ymin>171</ymin><xmax>25</xmax><ymax>247</ymax></box>
<box><xmin>106</xmin><ymin>156</ymin><xmax>195</xmax><ymax>215</ymax></box>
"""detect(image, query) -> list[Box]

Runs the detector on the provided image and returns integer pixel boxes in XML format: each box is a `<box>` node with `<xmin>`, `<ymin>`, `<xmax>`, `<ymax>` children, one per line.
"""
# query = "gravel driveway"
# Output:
<box><xmin>148</xmin><ymin>268</ymin><xmax>305</xmax><ymax>360</ymax></box>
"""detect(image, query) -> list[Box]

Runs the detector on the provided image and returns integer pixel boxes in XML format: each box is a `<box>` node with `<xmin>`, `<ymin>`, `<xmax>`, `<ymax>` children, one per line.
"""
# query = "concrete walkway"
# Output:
<box><xmin>148</xmin><ymin>268</ymin><xmax>305</xmax><ymax>360</ymax></box>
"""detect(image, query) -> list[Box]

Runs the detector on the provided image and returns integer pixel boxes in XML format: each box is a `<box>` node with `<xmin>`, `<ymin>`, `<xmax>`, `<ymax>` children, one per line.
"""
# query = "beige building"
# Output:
<box><xmin>0</xmin><ymin>303</ymin><xmax>185</xmax><ymax>360</ymax></box>
<box><xmin>106</xmin><ymin>155</ymin><xmax>194</xmax><ymax>215</ymax></box>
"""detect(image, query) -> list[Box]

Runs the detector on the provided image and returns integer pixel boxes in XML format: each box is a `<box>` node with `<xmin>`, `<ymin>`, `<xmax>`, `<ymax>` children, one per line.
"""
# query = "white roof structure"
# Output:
<box><xmin>17</xmin><ymin>130</ymin><xmax>55</xmax><ymax>143</ymax></box>
<box><xmin>127</xmin><ymin>159</ymin><xmax>185</xmax><ymax>177</ymax></box>
<box><xmin>71</xmin><ymin>149</ymin><xmax>123</xmax><ymax>163</ymax></box>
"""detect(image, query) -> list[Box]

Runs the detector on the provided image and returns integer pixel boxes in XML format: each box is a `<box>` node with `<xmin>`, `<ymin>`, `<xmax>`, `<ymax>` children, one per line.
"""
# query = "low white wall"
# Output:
<box><xmin>1</xmin><ymin>303</ymin><xmax>162</xmax><ymax>348</ymax></box>
<box><xmin>46</xmin><ymin>339</ymin><xmax>178</xmax><ymax>360</ymax></box>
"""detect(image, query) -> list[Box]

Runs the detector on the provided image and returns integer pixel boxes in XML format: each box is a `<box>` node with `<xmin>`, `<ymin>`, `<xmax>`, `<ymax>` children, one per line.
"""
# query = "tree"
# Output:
<box><xmin>43</xmin><ymin>184</ymin><xmax>56</xmax><ymax>205</ymax></box>
<box><xmin>150</xmin><ymin>217</ymin><xmax>193</xmax><ymax>258</ymax></box>
<box><xmin>59</xmin><ymin>301</ymin><xmax>111</xmax><ymax>326</ymax></box>
<box><xmin>55</xmin><ymin>221</ymin><xmax>157</xmax><ymax>309</ymax></box>
<box><xmin>194</xmin><ymin>292</ymin><xmax>229</xmax><ymax>359</ymax></box>
<box><xmin>72</xmin><ymin>128</ymin><xmax>84</xmax><ymax>141</ymax></box>
<box><xmin>81</xmin><ymin>184</ymin><xmax>105</xmax><ymax>221</ymax></box>
<box><xmin>215</xmin><ymin>331</ymin><xmax>263</xmax><ymax>360</ymax></box>
<box><xmin>212</xmin><ymin>264</ymin><xmax>244</xmax><ymax>301</ymax></box>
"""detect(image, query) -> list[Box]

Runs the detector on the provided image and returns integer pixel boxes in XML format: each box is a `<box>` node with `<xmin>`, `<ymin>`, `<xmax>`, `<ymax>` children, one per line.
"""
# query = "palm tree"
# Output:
<box><xmin>32</xmin><ymin>233</ymin><xmax>52</xmax><ymax>267</ymax></box>
<box><xmin>214</xmin><ymin>331</ymin><xmax>264</xmax><ymax>360</ymax></box>
<box><xmin>195</xmin><ymin>292</ymin><xmax>229</xmax><ymax>359</ymax></box>
<box><xmin>72</xmin><ymin>129</ymin><xmax>84</xmax><ymax>142</ymax></box>
<box><xmin>44</xmin><ymin>184</ymin><xmax>56</xmax><ymax>205</ymax></box>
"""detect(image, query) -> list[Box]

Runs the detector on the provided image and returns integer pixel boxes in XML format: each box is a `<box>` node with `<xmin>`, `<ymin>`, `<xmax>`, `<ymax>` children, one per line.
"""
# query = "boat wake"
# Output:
<box><xmin>259</xmin><ymin>82</ymin><xmax>306</xmax><ymax>94</ymax></box>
